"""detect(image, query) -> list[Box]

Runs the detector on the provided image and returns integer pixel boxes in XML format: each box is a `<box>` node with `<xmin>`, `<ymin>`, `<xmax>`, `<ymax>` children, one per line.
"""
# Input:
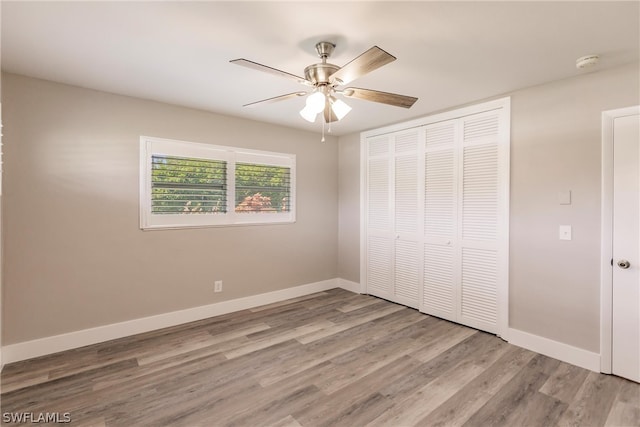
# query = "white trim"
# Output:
<box><xmin>600</xmin><ymin>105</ymin><xmax>640</xmax><ymax>374</ymax></box>
<box><xmin>508</xmin><ymin>328</ymin><xmax>600</xmax><ymax>372</ymax></box>
<box><xmin>338</xmin><ymin>278</ymin><xmax>361</xmax><ymax>294</ymax></box>
<box><xmin>359</xmin><ymin>134</ymin><xmax>368</xmax><ymax>296</ymax></box>
<box><xmin>139</xmin><ymin>135</ymin><xmax>296</xmax><ymax>230</ymax></box>
<box><xmin>498</xmin><ymin>98</ymin><xmax>511</xmax><ymax>340</ymax></box>
<box><xmin>2</xmin><ymin>279</ymin><xmax>339</xmax><ymax>364</ymax></box>
<box><xmin>361</xmin><ymin>97</ymin><xmax>510</xmax><ymax>139</ymax></box>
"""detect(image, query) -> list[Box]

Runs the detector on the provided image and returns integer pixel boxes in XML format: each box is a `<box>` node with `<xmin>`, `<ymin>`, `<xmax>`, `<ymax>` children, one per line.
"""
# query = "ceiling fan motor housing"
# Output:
<box><xmin>304</xmin><ymin>63</ymin><xmax>339</xmax><ymax>85</ymax></box>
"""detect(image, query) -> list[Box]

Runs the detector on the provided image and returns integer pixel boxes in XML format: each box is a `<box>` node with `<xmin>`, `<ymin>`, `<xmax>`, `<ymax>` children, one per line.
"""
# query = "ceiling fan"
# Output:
<box><xmin>230</xmin><ymin>41</ymin><xmax>418</xmax><ymax>125</ymax></box>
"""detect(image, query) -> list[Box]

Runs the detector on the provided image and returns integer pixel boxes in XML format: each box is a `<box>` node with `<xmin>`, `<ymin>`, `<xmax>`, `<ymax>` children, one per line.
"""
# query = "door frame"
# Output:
<box><xmin>600</xmin><ymin>105</ymin><xmax>640</xmax><ymax>374</ymax></box>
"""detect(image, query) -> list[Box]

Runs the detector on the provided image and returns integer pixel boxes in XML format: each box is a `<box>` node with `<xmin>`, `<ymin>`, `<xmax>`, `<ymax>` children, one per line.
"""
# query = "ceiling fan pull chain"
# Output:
<box><xmin>321</xmin><ymin>118</ymin><xmax>326</xmax><ymax>142</ymax></box>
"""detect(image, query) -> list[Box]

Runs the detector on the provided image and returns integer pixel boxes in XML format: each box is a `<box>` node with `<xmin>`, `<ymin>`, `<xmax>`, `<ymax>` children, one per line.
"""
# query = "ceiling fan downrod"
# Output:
<box><xmin>304</xmin><ymin>42</ymin><xmax>339</xmax><ymax>85</ymax></box>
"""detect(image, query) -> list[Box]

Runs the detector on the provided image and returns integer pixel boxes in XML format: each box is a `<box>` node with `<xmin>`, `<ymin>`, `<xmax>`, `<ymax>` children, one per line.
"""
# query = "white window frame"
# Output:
<box><xmin>140</xmin><ymin>136</ymin><xmax>296</xmax><ymax>230</ymax></box>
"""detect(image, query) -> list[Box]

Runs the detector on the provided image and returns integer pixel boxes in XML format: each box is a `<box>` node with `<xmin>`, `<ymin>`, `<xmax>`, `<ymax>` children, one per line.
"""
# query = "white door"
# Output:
<box><xmin>366</xmin><ymin>134</ymin><xmax>394</xmax><ymax>302</ymax></box>
<box><xmin>364</xmin><ymin>130</ymin><xmax>421</xmax><ymax>308</ymax></box>
<box><xmin>393</xmin><ymin>129</ymin><xmax>422</xmax><ymax>309</ymax></box>
<box><xmin>612</xmin><ymin>112</ymin><xmax>640</xmax><ymax>382</ymax></box>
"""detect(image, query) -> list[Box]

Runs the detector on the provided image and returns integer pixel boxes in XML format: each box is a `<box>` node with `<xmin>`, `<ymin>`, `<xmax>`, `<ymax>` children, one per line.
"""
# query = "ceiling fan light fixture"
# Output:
<box><xmin>306</xmin><ymin>91</ymin><xmax>326</xmax><ymax>114</ymax></box>
<box><xmin>299</xmin><ymin>105</ymin><xmax>318</xmax><ymax>123</ymax></box>
<box><xmin>330</xmin><ymin>97</ymin><xmax>352</xmax><ymax>120</ymax></box>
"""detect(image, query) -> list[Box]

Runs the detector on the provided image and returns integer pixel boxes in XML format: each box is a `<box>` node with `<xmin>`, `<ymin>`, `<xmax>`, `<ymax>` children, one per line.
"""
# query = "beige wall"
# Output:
<box><xmin>509</xmin><ymin>63</ymin><xmax>639</xmax><ymax>351</ymax></box>
<box><xmin>2</xmin><ymin>73</ymin><xmax>338</xmax><ymax>345</ymax></box>
<box><xmin>338</xmin><ymin>132</ymin><xmax>360</xmax><ymax>283</ymax></box>
<box><xmin>338</xmin><ymin>62</ymin><xmax>640</xmax><ymax>352</ymax></box>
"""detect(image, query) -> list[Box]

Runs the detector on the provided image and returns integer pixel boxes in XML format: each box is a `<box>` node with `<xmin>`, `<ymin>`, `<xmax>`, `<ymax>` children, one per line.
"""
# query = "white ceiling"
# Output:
<box><xmin>2</xmin><ymin>1</ymin><xmax>639</xmax><ymax>136</ymax></box>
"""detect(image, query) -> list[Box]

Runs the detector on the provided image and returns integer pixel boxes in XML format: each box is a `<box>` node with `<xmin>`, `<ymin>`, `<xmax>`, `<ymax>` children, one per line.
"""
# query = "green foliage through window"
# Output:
<box><xmin>151</xmin><ymin>155</ymin><xmax>227</xmax><ymax>214</ymax></box>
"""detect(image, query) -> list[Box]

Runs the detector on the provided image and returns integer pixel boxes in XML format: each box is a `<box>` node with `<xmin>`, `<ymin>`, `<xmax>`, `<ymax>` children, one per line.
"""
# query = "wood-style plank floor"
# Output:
<box><xmin>2</xmin><ymin>289</ymin><xmax>638</xmax><ymax>426</ymax></box>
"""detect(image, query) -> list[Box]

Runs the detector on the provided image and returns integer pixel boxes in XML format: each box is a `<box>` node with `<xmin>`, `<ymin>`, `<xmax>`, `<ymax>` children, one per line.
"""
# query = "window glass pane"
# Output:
<box><xmin>235</xmin><ymin>163</ymin><xmax>291</xmax><ymax>213</ymax></box>
<box><xmin>151</xmin><ymin>155</ymin><xmax>227</xmax><ymax>214</ymax></box>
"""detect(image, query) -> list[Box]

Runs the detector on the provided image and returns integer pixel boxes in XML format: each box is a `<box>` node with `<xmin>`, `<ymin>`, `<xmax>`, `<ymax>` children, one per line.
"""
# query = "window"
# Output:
<box><xmin>140</xmin><ymin>136</ymin><xmax>295</xmax><ymax>229</ymax></box>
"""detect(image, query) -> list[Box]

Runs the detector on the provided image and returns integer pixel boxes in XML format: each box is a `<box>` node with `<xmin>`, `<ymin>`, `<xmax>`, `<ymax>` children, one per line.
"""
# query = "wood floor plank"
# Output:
<box><xmin>605</xmin><ymin>401</ymin><xmax>640</xmax><ymax>427</ymax></box>
<box><xmin>409</xmin><ymin>321</ymin><xmax>477</xmax><ymax>363</ymax></box>
<box><xmin>270</xmin><ymin>415</ymin><xmax>303</xmax><ymax>427</ymax></box>
<box><xmin>224</xmin><ymin>385</ymin><xmax>324</xmax><ymax>427</ymax></box>
<box><xmin>1</xmin><ymin>359</ymin><xmax>139</xmax><ymax>413</ymax></box>
<box><xmin>223</xmin><ymin>319</ymin><xmax>334</xmax><ymax>358</ymax></box>
<box><xmin>418</xmin><ymin>345</ymin><xmax>537</xmax><ymax>427</ymax></box>
<box><xmin>557</xmin><ymin>371</ymin><xmax>624</xmax><ymax>427</ymax></box>
<box><xmin>293</xmin><ymin>355</ymin><xmax>422</xmax><ymax>427</ymax></box>
<box><xmin>248</xmin><ymin>291</ymin><xmax>330</xmax><ymax>312</ymax></box>
<box><xmin>321</xmin><ymin>392</ymin><xmax>392</xmax><ymax>427</ymax></box>
<box><xmin>2</xmin><ymin>291</ymin><xmax>637</xmax><ymax>427</ymax></box>
<box><xmin>254</xmin><ymin>308</ymin><xmax>426</xmax><ymax>387</ymax></box>
<box><xmin>336</xmin><ymin>295</ymin><xmax>381</xmax><ymax>313</ymax></box>
<box><xmin>92</xmin><ymin>341</ymin><xmax>230</xmax><ymax>390</ymax></box>
<box><xmin>462</xmin><ymin>354</ymin><xmax>560</xmax><ymax>427</ymax></box>
<box><xmin>370</xmin><ymin>331</ymin><xmax>511</xmax><ymax>426</ymax></box>
<box><xmin>539</xmin><ymin>361</ymin><xmax>590</xmax><ymax>403</ymax></box>
<box><xmin>614</xmin><ymin>378</ymin><xmax>640</xmax><ymax>407</ymax></box>
<box><xmin>370</xmin><ymin>362</ymin><xmax>486</xmax><ymax>426</ymax></box>
<box><xmin>314</xmin><ymin>336</ymin><xmax>423</xmax><ymax>394</ymax></box>
<box><xmin>502</xmin><ymin>390</ymin><xmax>567</xmax><ymax>427</ymax></box>
<box><xmin>378</xmin><ymin>331</ymin><xmax>491</xmax><ymax>400</ymax></box>
<box><xmin>296</xmin><ymin>303</ymin><xmax>405</xmax><ymax>344</ymax></box>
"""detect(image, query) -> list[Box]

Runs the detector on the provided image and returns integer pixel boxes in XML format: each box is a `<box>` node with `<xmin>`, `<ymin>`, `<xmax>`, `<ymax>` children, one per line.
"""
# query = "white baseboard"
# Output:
<box><xmin>508</xmin><ymin>328</ymin><xmax>601</xmax><ymax>372</ymax></box>
<box><xmin>2</xmin><ymin>278</ymin><xmax>340</xmax><ymax>364</ymax></box>
<box><xmin>338</xmin><ymin>278</ymin><xmax>361</xmax><ymax>294</ymax></box>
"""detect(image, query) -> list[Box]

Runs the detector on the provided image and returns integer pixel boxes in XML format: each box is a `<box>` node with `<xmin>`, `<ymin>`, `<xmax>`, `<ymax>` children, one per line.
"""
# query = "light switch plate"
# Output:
<box><xmin>559</xmin><ymin>190</ymin><xmax>572</xmax><ymax>205</ymax></box>
<box><xmin>559</xmin><ymin>225</ymin><xmax>572</xmax><ymax>240</ymax></box>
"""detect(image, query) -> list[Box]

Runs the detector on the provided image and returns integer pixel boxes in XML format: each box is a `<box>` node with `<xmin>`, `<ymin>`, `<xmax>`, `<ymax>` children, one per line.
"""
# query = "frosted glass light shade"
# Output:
<box><xmin>299</xmin><ymin>105</ymin><xmax>317</xmax><ymax>123</ymax></box>
<box><xmin>331</xmin><ymin>98</ymin><xmax>352</xmax><ymax>120</ymax></box>
<box><xmin>306</xmin><ymin>91</ymin><xmax>326</xmax><ymax>114</ymax></box>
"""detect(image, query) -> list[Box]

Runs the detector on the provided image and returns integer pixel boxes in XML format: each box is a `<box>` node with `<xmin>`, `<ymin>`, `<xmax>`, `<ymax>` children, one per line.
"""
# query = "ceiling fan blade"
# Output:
<box><xmin>243</xmin><ymin>92</ymin><xmax>307</xmax><ymax>107</ymax></box>
<box><xmin>323</xmin><ymin>98</ymin><xmax>338</xmax><ymax>123</ymax></box>
<box><xmin>329</xmin><ymin>46</ymin><xmax>396</xmax><ymax>86</ymax></box>
<box><xmin>230</xmin><ymin>59</ymin><xmax>312</xmax><ymax>86</ymax></box>
<box><xmin>341</xmin><ymin>87</ymin><xmax>418</xmax><ymax>109</ymax></box>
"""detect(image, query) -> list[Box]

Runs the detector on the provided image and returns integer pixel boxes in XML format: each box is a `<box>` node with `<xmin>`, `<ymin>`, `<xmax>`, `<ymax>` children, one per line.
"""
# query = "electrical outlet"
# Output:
<box><xmin>559</xmin><ymin>225</ymin><xmax>572</xmax><ymax>241</ymax></box>
<box><xmin>214</xmin><ymin>280</ymin><xmax>223</xmax><ymax>293</ymax></box>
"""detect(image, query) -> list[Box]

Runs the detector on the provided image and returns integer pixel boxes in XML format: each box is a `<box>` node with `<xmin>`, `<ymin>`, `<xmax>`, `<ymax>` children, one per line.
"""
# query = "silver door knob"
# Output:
<box><xmin>618</xmin><ymin>260</ymin><xmax>631</xmax><ymax>269</ymax></box>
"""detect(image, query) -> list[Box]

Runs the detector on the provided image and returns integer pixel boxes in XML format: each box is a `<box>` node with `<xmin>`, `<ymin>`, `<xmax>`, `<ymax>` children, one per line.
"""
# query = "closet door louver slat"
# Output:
<box><xmin>395</xmin><ymin>240</ymin><xmax>420</xmax><ymax>306</ymax></box>
<box><xmin>461</xmin><ymin>247</ymin><xmax>498</xmax><ymax>326</ymax></box>
<box><xmin>423</xmin><ymin>243</ymin><xmax>455</xmax><ymax>319</ymax></box>
<box><xmin>367</xmin><ymin>236</ymin><xmax>393</xmax><ymax>297</ymax></box>
<box><xmin>367</xmin><ymin>158</ymin><xmax>390</xmax><ymax>230</ymax></box>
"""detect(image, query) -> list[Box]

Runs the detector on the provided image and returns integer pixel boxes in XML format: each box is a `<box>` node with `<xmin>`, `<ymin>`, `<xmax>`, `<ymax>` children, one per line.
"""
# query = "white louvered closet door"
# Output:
<box><xmin>365</xmin><ymin>130</ymin><xmax>422</xmax><ymax>307</ymax></box>
<box><xmin>393</xmin><ymin>130</ymin><xmax>422</xmax><ymax>308</ymax></box>
<box><xmin>363</xmin><ymin>98</ymin><xmax>509</xmax><ymax>337</ymax></box>
<box><xmin>458</xmin><ymin>110</ymin><xmax>505</xmax><ymax>334</ymax></box>
<box><xmin>422</xmin><ymin>121</ymin><xmax>458</xmax><ymax>322</ymax></box>
<box><xmin>366</xmin><ymin>134</ymin><xmax>394</xmax><ymax>302</ymax></box>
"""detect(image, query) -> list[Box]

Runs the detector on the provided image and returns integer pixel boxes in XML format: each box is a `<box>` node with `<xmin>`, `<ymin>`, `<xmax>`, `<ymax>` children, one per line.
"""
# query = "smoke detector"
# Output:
<box><xmin>576</xmin><ymin>54</ymin><xmax>600</xmax><ymax>69</ymax></box>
